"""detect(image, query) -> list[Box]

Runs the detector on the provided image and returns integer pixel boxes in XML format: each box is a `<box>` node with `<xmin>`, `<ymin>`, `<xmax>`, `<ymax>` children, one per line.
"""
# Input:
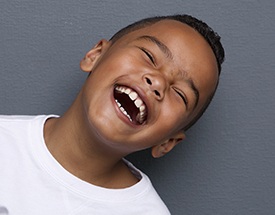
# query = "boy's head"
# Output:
<box><xmin>79</xmin><ymin>15</ymin><xmax>224</xmax><ymax>158</ymax></box>
<box><xmin>109</xmin><ymin>15</ymin><xmax>225</xmax><ymax>131</ymax></box>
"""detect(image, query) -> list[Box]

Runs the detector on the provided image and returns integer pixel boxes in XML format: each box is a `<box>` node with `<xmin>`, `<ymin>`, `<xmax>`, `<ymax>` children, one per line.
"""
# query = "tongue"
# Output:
<box><xmin>114</xmin><ymin>91</ymin><xmax>139</xmax><ymax>124</ymax></box>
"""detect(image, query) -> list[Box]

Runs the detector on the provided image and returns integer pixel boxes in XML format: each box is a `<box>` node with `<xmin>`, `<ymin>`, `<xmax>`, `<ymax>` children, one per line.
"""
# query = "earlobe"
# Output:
<box><xmin>80</xmin><ymin>39</ymin><xmax>110</xmax><ymax>72</ymax></box>
<box><xmin>151</xmin><ymin>132</ymin><xmax>186</xmax><ymax>158</ymax></box>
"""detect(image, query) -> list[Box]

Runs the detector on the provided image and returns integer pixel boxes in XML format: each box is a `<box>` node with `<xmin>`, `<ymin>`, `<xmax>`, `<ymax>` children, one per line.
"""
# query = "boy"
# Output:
<box><xmin>0</xmin><ymin>15</ymin><xmax>224</xmax><ymax>214</ymax></box>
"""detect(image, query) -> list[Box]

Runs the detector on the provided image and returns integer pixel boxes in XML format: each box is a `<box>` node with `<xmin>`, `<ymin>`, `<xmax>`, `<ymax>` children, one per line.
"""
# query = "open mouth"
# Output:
<box><xmin>114</xmin><ymin>85</ymin><xmax>147</xmax><ymax>125</ymax></box>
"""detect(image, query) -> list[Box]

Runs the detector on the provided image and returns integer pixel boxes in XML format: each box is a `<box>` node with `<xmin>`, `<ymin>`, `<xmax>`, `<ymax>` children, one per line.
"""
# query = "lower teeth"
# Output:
<box><xmin>116</xmin><ymin>100</ymin><xmax>132</xmax><ymax>122</ymax></box>
<box><xmin>136</xmin><ymin>113</ymin><xmax>145</xmax><ymax>124</ymax></box>
<box><xmin>115</xmin><ymin>99</ymin><xmax>146</xmax><ymax>124</ymax></box>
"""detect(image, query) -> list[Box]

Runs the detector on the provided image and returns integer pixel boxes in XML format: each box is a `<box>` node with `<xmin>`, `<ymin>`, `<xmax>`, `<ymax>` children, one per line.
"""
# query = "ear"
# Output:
<box><xmin>151</xmin><ymin>132</ymin><xmax>186</xmax><ymax>158</ymax></box>
<box><xmin>80</xmin><ymin>39</ymin><xmax>110</xmax><ymax>72</ymax></box>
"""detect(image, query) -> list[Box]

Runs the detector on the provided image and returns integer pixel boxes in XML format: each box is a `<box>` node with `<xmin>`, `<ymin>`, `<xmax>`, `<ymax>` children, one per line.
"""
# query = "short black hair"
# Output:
<box><xmin>110</xmin><ymin>14</ymin><xmax>225</xmax><ymax>130</ymax></box>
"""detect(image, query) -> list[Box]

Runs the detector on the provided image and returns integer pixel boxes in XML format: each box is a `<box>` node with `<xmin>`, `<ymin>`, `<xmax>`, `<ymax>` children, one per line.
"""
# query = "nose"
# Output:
<box><xmin>143</xmin><ymin>73</ymin><xmax>166</xmax><ymax>100</ymax></box>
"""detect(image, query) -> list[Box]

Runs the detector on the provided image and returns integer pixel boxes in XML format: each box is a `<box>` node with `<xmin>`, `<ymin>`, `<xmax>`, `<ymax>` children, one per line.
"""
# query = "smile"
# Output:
<box><xmin>114</xmin><ymin>85</ymin><xmax>147</xmax><ymax>125</ymax></box>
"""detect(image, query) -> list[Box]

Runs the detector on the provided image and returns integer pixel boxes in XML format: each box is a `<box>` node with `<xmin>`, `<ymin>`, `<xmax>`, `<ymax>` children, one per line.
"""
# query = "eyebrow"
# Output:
<box><xmin>136</xmin><ymin>35</ymin><xmax>200</xmax><ymax>110</ymax></box>
<box><xmin>186</xmin><ymin>77</ymin><xmax>200</xmax><ymax>109</ymax></box>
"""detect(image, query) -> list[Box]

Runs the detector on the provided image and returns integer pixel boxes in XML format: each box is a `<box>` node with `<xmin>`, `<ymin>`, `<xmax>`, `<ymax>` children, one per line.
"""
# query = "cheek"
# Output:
<box><xmin>101</xmin><ymin>48</ymin><xmax>138</xmax><ymax>70</ymax></box>
<box><xmin>154</xmin><ymin>101</ymin><xmax>186</xmax><ymax>136</ymax></box>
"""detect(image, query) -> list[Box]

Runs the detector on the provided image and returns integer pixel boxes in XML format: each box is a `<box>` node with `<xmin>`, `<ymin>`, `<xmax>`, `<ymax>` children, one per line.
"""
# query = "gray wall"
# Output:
<box><xmin>1</xmin><ymin>1</ymin><xmax>274</xmax><ymax>214</ymax></box>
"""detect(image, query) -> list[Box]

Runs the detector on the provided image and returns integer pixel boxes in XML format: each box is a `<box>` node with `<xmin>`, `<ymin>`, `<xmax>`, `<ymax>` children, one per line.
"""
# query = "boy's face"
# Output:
<box><xmin>80</xmin><ymin>20</ymin><xmax>218</xmax><ymax>156</ymax></box>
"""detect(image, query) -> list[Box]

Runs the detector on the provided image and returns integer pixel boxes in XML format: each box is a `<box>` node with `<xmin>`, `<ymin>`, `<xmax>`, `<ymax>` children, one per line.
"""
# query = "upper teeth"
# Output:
<box><xmin>115</xmin><ymin>86</ymin><xmax>147</xmax><ymax>124</ymax></box>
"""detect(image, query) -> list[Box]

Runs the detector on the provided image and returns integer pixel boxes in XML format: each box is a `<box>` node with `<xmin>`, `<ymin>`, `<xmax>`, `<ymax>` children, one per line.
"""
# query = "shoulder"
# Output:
<box><xmin>0</xmin><ymin>115</ymin><xmax>38</xmax><ymax>132</ymax></box>
<box><xmin>0</xmin><ymin>115</ymin><xmax>37</xmax><ymax>121</ymax></box>
<box><xmin>0</xmin><ymin>115</ymin><xmax>54</xmax><ymax>124</ymax></box>
<box><xmin>0</xmin><ymin>115</ymin><xmax>58</xmax><ymax>139</ymax></box>
<box><xmin>0</xmin><ymin>115</ymin><xmax>58</xmax><ymax>124</ymax></box>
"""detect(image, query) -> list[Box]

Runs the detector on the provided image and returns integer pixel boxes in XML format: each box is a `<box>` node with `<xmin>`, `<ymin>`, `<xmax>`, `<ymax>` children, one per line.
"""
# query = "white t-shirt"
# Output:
<box><xmin>0</xmin><ymin>115</ymin><xmax>170</xmax><ymax>215</ymax></box>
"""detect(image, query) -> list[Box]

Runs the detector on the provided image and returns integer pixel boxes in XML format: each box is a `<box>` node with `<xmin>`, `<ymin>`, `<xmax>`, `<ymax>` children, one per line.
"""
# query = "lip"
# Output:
<box><xmin>112</xmin><ymin>83</ymin><xmax>150</xmax><ymax>127</ymax></box>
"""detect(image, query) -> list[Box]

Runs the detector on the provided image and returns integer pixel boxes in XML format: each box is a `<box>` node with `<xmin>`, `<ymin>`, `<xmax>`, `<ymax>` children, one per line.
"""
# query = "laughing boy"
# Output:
<box><xmin>0</xmin><ymin>15</ymin><xmax>224</xmax><ymax>214</ymax></box>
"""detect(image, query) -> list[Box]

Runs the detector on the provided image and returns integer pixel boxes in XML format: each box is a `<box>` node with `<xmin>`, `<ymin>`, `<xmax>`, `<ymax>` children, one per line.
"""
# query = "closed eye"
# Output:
<box><xmin>174</xmin><ymin>88</ymin><xmax>188</xmax><ymax>106</ymax></box>
<box><xmin>140</xmin><ymin>48</ymin><xmax>155</xmax><ymax>65</ymax></box>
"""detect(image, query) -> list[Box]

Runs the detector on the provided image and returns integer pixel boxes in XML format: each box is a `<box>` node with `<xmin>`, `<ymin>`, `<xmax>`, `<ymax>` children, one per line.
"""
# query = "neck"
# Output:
<box><xmin>44</xmin><ymin>92</ymin><xmax>139</xmax><ymax>188</ymax></box>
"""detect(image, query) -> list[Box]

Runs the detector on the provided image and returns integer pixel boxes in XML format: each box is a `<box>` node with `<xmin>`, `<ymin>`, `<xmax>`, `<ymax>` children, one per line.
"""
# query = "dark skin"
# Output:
<box><xmin>44</xmin><ymin>20</ymin><xmax>218</xmax><ymax>188</ymax></box>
